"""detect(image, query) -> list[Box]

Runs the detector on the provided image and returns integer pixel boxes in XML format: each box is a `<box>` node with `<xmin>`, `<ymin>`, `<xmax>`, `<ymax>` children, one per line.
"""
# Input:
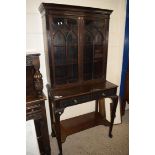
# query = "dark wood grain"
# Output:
<box><xmin>60</xmin><ymin>112</ymin><xmax>110</xmax><ymax>143</ymax></box>
<box><xmin>39</xmin><ymin>3</ymin><xmax>113</xmax><ymax>17</ymax></box>
<box><xmin>39</xmin><ymin>3</ymin><xmax>112</xmax><ymax>88</ymax></box>
<box><xmin>39</xmin><ymin>3</ymin><xmax>118</xmax><ymax>155</ymax></box>
<box><xmin>26</xmin><ymin>53</ymin><xmax>51</xmax><ymax>155</ymax></box>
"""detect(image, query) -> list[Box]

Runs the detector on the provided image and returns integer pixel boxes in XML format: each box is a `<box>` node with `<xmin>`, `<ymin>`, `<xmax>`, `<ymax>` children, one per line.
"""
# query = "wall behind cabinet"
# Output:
<box><xmin>26</xmin><ymin>0</ymin><xmax>126</xmax><ymax>134</ymax></box>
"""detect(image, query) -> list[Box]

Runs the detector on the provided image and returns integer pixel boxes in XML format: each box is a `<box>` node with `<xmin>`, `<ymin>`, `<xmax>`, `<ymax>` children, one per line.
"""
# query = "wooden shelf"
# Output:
<box><xmin>60</xmin><ymin>112</ymin><xmax>110</xmax><ymax>143</ymax></box>
<box><xmin>26</xmin><ymin>93</ymin><xmax>46</xmax><ymax>104</ymax></box>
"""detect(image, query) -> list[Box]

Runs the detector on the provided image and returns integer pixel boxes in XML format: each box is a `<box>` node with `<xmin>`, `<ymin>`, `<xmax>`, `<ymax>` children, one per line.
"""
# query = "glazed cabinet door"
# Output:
<box><xmin>83</xmin><ymin>18</ymin><xmax>107</xmax><ymax>81</ymax></box>
<box><xmin>49</xmin><ymin>16</ymin><xmax>79</xmax><ymax>85</ymax></box>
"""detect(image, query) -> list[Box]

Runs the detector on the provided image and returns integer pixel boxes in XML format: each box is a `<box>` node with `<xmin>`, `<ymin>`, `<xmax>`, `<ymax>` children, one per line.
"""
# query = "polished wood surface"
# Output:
<box><xmin>39</xmin><ymin>3</ymin><xmax>119</xmax><ymax>155</ymax></box>
<box><xmin>60</xmin><ymin>112</ymin><xmax>110</xmax><ymax>143</ymax></box>
<box><xmin>39</xmin><ymin>3</ymin><xmax>112</xmax><ymax>89</ymax></box>
<box><xmin>26</xmin><ymin>93</ymin><xmax>46</xmax><ymax>104</ymax></box>
<box><xmin>26</xmin><ymin>53</ymin><xmax>51</xmax><ymax>155</ymax></box>
<box><xmin>53</xmin><ymin>80</ymin><xmax>117</xmax><ymax>99</ymax></box>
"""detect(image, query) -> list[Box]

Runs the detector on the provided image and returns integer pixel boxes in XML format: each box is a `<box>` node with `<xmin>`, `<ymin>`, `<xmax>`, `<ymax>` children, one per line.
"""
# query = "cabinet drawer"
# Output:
<box><xmin>92</xmin><ymin>88</ymin><xmax>117</xmax><ymax>100</ymax></box>
<box><xmin>26</xmin><ymin>103</ymin><xmax>42</xmax><ymax>120</ymax></box>
<box><xmin>57</xmin><ymin>94</ymin><xmax>91</xmax><ymax>108</ymax></box>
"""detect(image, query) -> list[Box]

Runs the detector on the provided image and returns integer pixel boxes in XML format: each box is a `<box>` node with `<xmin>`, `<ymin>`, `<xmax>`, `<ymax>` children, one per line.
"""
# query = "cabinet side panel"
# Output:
<box><xmin>42</xmin><ymin>14</ymin><xmax>53</xmax><ymax>86</ymax></box>
<box><xmin>103</xmin><ymin>18</ymin><xmax>110</xmax><ymax>80</ymax></box>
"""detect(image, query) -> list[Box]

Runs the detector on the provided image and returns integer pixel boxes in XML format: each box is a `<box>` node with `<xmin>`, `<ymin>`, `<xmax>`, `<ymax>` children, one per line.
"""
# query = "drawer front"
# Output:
<box><xmin>26</xmin><ymin>103</ymin><xmax>42</xmax><ymax>120</ymax></box>
<box><xmin>92</xmin><ymin>88</ymin><xmax>117</xmax><ymax>100</ymax></box>
<box><xmin>57</xmin><ymin>94</ymin><xmax>91</xmax><ymax>109</ymax></box>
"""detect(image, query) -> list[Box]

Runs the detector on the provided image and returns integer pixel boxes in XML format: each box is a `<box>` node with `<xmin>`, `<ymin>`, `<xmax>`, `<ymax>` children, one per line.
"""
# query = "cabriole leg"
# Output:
<box><xmin>109</xmin><ymin>95</ymin><xmax>118</xmax><ymax>138</ymax></box>
<box><xmin>55</xmin><ymin>110</ymin><xmax>64</xmax><ymax>155</ymax></box>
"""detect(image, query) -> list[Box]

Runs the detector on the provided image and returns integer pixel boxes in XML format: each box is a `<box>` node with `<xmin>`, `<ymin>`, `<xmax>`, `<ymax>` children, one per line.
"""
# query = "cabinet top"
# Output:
<box><xmin>39</xmin><ymin>3</ymin><xmax>113</xmax><ymax>16</ymax></box>
<box><xmin>26</xmin><ymin>53</ymin><xmax>40</xmax><ymax>57</ymax></box>
<box><xmin>26</xmin><ymin>53</ymin><xmax>40</xmax><ymax>67</ymax></box>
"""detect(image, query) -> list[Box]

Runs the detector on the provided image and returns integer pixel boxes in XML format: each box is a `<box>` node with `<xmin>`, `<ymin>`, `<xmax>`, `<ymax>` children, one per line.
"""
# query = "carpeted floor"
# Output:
<box><xmin>50</xmin><ymin>110</ymin><xmax>129</xmax><ymax>155</ymax></box>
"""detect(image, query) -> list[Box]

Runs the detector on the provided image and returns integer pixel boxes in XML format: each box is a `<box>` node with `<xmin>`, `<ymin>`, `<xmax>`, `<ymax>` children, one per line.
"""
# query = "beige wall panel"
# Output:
<box><xmin>26</xmin><ymin>13</ymin><xmax>42</xmax><ymax>34</ymax></box>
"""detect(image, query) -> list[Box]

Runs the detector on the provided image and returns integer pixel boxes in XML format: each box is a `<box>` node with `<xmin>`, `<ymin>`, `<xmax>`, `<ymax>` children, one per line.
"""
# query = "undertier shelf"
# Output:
<box><xmin>60</xmin><ymin>112</ymin><xmax>110</xmax><ymax>143</ymax></box>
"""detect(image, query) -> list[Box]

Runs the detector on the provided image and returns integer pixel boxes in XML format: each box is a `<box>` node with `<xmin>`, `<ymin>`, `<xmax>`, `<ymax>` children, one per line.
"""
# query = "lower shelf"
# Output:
<box><xmin>60</xmin><ymin>112</ymin><xmax>110</xmax><ymax>143</ymax></box>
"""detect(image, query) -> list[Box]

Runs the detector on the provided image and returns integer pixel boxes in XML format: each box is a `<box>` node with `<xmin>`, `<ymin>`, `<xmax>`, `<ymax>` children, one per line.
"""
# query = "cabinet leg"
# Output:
<box><xmin>109</xmin><ymin>96</ymin><xmax>118</xmax><ymax>138</ymax></box>
<box><xmin>40</xmin><ymin>103</ymin><xmax>51</xmax><ymax>155</ymax></box>
<box><xmin>51</xmin><ymin>127</ymin><xmax>56</xmax><ymax>137</ymax></box>
<box><xmin>35</xmin><ymin>119</ymin><xmax>51</xmax><ymax>155</ymax></box>
<box><xmin>95</xmin><ymin>100</ymin><xmax>99</xmax><ymax>113</ymax></box>
<box><xmin>55</xmin><ymin>112</ymin><xmax>63</xmax><ymax>155</ymax></box>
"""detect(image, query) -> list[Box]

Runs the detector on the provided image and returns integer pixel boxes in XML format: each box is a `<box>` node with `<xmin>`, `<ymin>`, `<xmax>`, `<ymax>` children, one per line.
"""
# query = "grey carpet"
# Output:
<box><xmin>50</xmin><ymin>110</ymin><xmax>129</xmax><ymax>155</ymax></box>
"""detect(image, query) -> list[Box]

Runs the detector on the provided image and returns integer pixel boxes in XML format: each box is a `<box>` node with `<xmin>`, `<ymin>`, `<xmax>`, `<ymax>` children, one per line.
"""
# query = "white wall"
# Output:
<box><xmin>26</xmin><ymin>120</ymin><xmax>40</xmax><ymax>155</ymax></box>
<box><xmin>26</xmin><ymin>0</ymin><xmax>126</xmax><ymax>134</ymax></box>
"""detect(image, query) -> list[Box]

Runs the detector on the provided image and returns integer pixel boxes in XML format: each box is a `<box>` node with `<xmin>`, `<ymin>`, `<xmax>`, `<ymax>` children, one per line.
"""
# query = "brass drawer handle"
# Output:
<box><xmin>102</xmin><ymin>93</ymin><xmax>106</xmax><ymax>97</ymax></box>
<box><xmin>74</xmin><ymin>99</ymin><xmax>78</xmax><ymax>103</ymax></box>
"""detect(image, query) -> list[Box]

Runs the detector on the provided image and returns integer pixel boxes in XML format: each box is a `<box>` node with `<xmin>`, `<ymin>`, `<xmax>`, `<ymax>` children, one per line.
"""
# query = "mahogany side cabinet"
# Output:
<box><xmin>26</xmin><ymin>53</ymin><xmax>51</xmax><ymax>155</ymax></box>
<box><xmin>39</xmin><ymin>3</ymin><xmax>118</xmax><ymax>155</ymax></box>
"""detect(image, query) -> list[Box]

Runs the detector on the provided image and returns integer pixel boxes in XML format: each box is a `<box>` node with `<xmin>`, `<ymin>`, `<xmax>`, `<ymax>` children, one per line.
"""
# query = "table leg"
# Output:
<box><xmin>51</xmin><ymin>127</ymin><xmax>56</xmax><ymax>137</ymax></box>
<box><xmin>109</xmin><ymin>95</ymin><xmax>118</xmax><ymax>138</ymax></box>
<box><xmin>95</xmin><ymin>100</ymin><xmax>99</xmax><ymax>113</ymax></box>
<box><xmin>39</xmin><ymin>120</ymin><xmax>51</xmax><ymax>155</ymax></box>
<box><xmin>55</xmin><ymin>110</ymin><xmax>64</xmax><ymax>155</ymax></box>
<box><xmin>40</xmin><ymin>102</ymin><xmax>51</xmax><ymax>155</ymax></box>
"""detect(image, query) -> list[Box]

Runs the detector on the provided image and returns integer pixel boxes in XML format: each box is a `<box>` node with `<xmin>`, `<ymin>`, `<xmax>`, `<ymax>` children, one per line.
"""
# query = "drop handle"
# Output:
<box><xmin>74</xmin><ymin>99</ymin><xmax>78</xmax><ymax>103</ymax></box>
<box><xmin>102</xmin><ymin>93</ymin><xmax>106</xmax><ymax>97</ymax></box>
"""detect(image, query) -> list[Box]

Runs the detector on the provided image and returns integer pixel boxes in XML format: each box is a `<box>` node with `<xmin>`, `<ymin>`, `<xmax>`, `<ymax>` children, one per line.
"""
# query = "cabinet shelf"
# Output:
<box><xmin>60</xmin><ymin>112</ymin><xmax>110</xmax><ymax>143</ymax></box>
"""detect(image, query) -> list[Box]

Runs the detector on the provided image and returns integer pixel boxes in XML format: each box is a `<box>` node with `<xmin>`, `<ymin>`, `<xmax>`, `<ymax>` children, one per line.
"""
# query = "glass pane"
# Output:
<box><xmin>67</xmin><ymin>32</ymin><xmax>77</xmax><ymax>44</ymax></box>
<box><xmin>94</xmin><ymin>45</ymin><xmax>103</xmax><ymax>59</ymax></box>
<box><xmin>55</xmin><ymin>66</ymin><xmax>67</xmax><ymax>84</ymax></box>
<box><xmin>52</xmin><ymin>17</ymin><xmax>77</xmax><ymax>37</ymax></box>
<box><xmin>94</xmin><ymin>32</ymin><xmax>103</xmax><ymax>45</ymax></box>
<box><xmin>67</xmin><ymin>32</ymin><xmax>78</xmax><ymax>63</ymax></box>
<box><xmin>83</xmin><ymin>23</ymin><xmax>94</xmax><ymax>80</ymax></box>
<box><xmin>84</xmin><ymin>62</ymin><xmax>93</xmax><ymax>80</ymax></box>
<box><xmin>84</xmin><ymin>45</ymin><xmax>93</xmax><ymax>62</ymax></box>
<box><xmin>83</xmin><ymin>19</ymin><xmax>104</xmax><ymax>80</ymax></box>
<box><xmin>52</xmin><ymin>17</ymin><xmax>78</xmax><ymax>84</ymax></box>
<box><xmin>53</xmin><ymin>31</ymin><xmax>65</xmax><ymax>45</ymax></box>
<box><xmin>93</xmin><ymin>60</ymin><xmax>103</xmax><ymax>79</ymax></box>
<box><xmin>85</xmin><ymin>19</ymin><xmax>105</xmax><ymax>34</ymax></box>
<box><xmin>52</xmin><ymin>18</ymin><xmax>68</xmax><ymax>36</ymax></box>
<box><xmin>54</xmin><ymin>46</ymin><xmax>66</xmax><ymax>65</ymax></box>
<box><xmin>85</xmin><ymin>31</ymin><xmax>93</xmax><ymax>43</ymax></box>
<box><xmin>68</xmin><ymin>45</ymin><xmax>78</xmax><ymax>63</ymax></box>
<box><xmin>53</xmin><ymin>18</ymin><xmax>77</xmax><ymax>27</ymax></box>
<box><xmin>68</xmin><ymin>64</ymin><xmax>78</xmax><ymax>83</ymax></box>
